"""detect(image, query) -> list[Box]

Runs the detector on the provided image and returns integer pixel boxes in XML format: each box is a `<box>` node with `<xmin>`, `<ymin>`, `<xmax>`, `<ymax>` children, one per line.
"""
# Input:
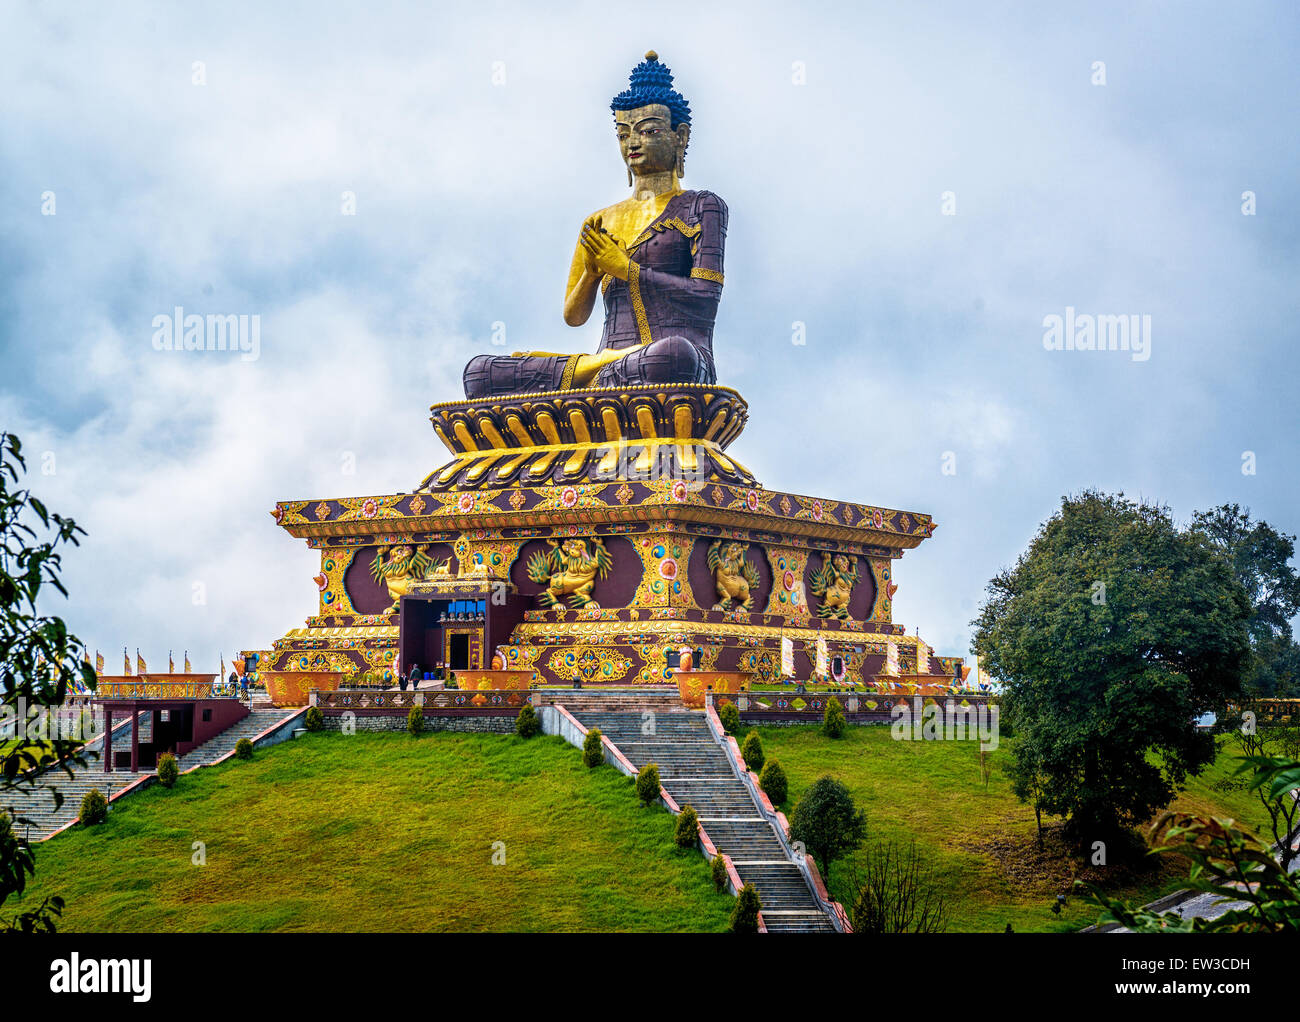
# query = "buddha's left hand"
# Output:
<box><xmin>580</xmin><ymin>222</ymin><xmax>632</xmax><ymax>281</ymax></box>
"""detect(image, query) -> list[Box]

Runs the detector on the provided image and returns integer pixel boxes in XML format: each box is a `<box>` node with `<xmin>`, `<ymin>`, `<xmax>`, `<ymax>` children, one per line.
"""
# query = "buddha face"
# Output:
<box><xmin>615</xmin><ymin>103</ymin><xmax>688</xmax><ymax>179</ymax></box>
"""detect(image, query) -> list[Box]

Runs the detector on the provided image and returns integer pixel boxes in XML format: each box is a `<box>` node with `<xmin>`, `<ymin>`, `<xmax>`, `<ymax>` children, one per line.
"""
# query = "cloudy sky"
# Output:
<box><xmin>2</xmin><ymin>0</ymin><xmax>1297</xmax><ymax>673</ymax></box>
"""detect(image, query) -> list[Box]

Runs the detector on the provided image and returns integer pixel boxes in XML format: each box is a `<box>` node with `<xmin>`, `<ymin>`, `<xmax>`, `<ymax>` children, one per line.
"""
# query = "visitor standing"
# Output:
<box><xmin>408</xmin><ymin>663</ymin><xmax>421</xmax><ymax>691</ymax></box>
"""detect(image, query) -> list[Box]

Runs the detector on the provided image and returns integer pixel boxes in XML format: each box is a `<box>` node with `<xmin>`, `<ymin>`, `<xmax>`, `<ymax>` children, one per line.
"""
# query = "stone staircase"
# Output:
<box><xmin>2</xmin><ymin>766</ymin><xmax>154</xmax><ymax>844</ymax></box>
<box><xmin>566</xmin><ymin>700</ymin><xmax>839</xmax><ymax>933</ymax></box>
<box><xmin>174</xmin><ymin>707</ymin><xmax>295</xmax><ymax>767</ymax></box>
<box><xmin>3</xmin><ymin>706</ymin><xmax>298</xmax><ymax>840</ymax></box>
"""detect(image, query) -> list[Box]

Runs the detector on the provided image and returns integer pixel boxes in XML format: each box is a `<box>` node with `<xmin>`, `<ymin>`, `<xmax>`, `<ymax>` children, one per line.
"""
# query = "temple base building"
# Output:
<box><xmin>254</xmin><ymin>383</ymin><xmax>963</xmax><ymax>695</ymax></box>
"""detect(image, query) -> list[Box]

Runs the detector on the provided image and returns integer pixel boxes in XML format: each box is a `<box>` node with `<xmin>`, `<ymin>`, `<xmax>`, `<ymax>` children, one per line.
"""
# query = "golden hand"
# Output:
<box><xmin>580</xmin><ymin>215</ymin><xmax>603</xmax><ymax>274</ymax></box>
<box><xmin>580</xmin><ymin>220</ymin><xmax>631</xmax><ymax>281</ymax></box>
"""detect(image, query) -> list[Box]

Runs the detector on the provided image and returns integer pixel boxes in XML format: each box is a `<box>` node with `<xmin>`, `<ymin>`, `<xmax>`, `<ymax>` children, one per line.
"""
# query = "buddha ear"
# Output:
<box><xmin>675</xmin><ymin>124</ymin><xmax>690</xmax><ymax>178</ymax></box>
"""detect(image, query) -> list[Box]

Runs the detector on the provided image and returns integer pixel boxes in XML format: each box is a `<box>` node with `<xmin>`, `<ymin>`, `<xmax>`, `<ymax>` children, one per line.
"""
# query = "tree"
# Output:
<box><xmin>788</xmin><ymin>775</ymin><xmax>867</xmax><ymax>875</ymax></box>
<box><xmin>514</xmin><ymin>703</ymin><xmax>540</xmax><ymax>738</ymax></box>
<box><xmin>1083</xmin><ymin>756</ymin><xmax>1300</xmax><ymax>932</ymax></box>
<box><xmin>1006</xmin><ymin>729</ymin><xmax>1050</xmax><ymax>847</ymax></box>
<box><xmin>740</xmin><ymin>729</ymin><xmax>764</xmax><ymax>771</ymax></box>
<box><xmin>729</xmin><ymin>883</ymin><xmax>762</xmax><ymax>932</ymax></box>
<box><xmin>759</xmin><ymin>759</ymin><xmax>788</xmax><ymax>805</ymax></box>
<box><xmin>0</xmin><ymin>433</ymin><xmax>96</xmax><ymax>933</ymax></box>
<box><xmin>674</xmin><ymin>805</ymin><xmax>699</xmax><ymax>848</ymax></box>
<box><xmin>636</xmin><ymin>762</ymin><xmax>661</xmax><ymax>806</ymax></box>
<box><xmin>1189</xmin><ymin>504</ymin><xmax>1300</xmax><ymax>697</ymax></box>
<box><xmin>822</xmin><ymin>695</ymin><xmax>846</xmax><ymax>738</ymax></box>
<box><xmin>78</xmin><ymin>788</ymin><xmax>107</xmax><ymax>825</ymax></box>
<box><xmin>582</xmin><ymin>728</ymin><xmax>603</xmax><ymax>767</ymax></box>
<box><xmin>156</xmin><ymin>752</ymin><xmax>178</xmax><ymax>789</ymax></box>
<box><xmin>973</xmin><ymin>491</ymin><xmax>1251</xmax><ymax>841</ymax></box>
<box><xmin>848</xmin><ymin>840</ymin><xmax>948</xmax><ymax>933</ymax></box>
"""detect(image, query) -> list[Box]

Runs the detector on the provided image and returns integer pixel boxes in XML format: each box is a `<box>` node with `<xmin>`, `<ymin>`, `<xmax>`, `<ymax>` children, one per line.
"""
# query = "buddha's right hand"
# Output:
<box><xmin>581</xmin><ymin>215</ymin><xmax>603</xmax><ymax>273</ymax></box>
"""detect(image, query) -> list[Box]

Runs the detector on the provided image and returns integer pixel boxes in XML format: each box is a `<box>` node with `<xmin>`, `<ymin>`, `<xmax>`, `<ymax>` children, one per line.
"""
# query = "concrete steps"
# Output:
<box><xmin>538</xmin><ymin>688</ymin><xmax>688</xmax><ymax>715</ymax></box>
<box><xmin>176</xmin><ymin>708</ymin><xmax>294</xmax><ymax>768</ymax></box>
<box><xmin>2</xmin><ymin>707</ymin><xmax>297</xmax><ymax>841</ymax></box>
<box><xmin>2</xmin><ymin>770</ymin><xmax>153</xmax><ymax>841</ymax></box>
<box><xmin>760</xmin><ymin>912</ymin><xmax>840</xmax><ymax>933</ymax></box>
<box><xmin>565</xmin><ymin>702</ymin><xmax>839</xmax><ymax>933</ymax></box>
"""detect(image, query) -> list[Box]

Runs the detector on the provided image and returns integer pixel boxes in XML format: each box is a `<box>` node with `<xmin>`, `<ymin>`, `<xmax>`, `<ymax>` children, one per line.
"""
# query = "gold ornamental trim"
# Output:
<box><xmin>628</xmin><ymin>261</ymin><xmax>653</xmax><ymax>345</ymax></box>
<box><xmin>511</xmin><ymin>618</ymin><xmax>899</xmax><ymax>644</ymax></box>
<box><xmin>281</xmin><ymin>626</ymin><xmax>400</xmax><ymax>639</ymax></box>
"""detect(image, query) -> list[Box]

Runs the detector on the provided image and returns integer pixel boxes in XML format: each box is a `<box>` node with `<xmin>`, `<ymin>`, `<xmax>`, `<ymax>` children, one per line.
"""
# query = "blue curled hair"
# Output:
<box><xmin>610</xmin><ymin>51</ymin><xmax>691</xmax><ymax>129</ymax></box>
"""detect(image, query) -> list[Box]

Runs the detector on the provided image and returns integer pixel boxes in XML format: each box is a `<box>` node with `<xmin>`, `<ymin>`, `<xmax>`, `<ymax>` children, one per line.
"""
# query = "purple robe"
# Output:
<box><xmin>463</xmin><ymin>189</ymin><xmax>728</xmax><ymax>398</ymax></box>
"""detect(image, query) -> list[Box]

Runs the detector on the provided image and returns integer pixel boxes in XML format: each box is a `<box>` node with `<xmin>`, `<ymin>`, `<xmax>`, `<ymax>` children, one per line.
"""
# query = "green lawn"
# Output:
<box><xmin>16</xmin><ymin>731</ymin><xmax>733</xmax><ymax>933</ymax></box>
<box><xmin>749</xmin><ymin>725</ymin><xmax>1271</xmax><ymax>933</ymax></box>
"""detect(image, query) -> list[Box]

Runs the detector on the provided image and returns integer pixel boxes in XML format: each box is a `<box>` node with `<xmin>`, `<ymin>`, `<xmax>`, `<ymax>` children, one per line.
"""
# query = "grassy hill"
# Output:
<box><xmin>751</xmin><ymin>725</ymin><xmax>1266</xmax><ymax>932</ymax></box>
<box><xmin>15</xmin><ymin>731</ymin><xmax>733</xmax><ymax>933</ymax></box>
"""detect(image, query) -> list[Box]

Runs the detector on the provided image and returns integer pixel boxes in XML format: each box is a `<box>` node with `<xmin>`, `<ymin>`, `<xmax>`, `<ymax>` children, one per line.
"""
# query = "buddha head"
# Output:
<box><xmin>611</xmin><ymin>51</ymin><xmax>691</xmax><ymax>183</ymax></box>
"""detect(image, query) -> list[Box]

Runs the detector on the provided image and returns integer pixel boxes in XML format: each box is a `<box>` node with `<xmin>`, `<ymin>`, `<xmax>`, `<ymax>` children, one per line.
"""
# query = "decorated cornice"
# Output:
<box><xmin>271</xmin><ymin>480</ymin><xmax>936</xmax><ymax>552</ymax></box>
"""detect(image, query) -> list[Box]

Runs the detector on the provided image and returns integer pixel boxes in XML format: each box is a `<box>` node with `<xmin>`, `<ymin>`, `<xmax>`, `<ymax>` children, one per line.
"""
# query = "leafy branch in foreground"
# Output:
<box><xmin>1081</xmin><ymin>757</ymin><xmax>1300</xmax><ymax>932</ymax></box>
<box><xmin>1</xmin><ymin>431</ymin><xmax>96</xmax><ymax>933</ymax></box>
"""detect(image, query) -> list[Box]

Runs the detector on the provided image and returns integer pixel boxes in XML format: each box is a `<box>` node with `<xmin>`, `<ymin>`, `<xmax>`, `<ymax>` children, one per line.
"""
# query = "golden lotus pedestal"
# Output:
<box><xmin>421</xmin><ymin>383</ymin><xmax>755</xmax><ymax>492</ymax></box>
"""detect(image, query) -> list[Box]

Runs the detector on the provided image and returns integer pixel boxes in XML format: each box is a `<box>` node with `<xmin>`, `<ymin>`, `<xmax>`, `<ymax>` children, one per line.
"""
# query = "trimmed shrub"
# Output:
<box><xmin>582</xmin><ymin>728</ymin><xmax>604</xmax><ymax>767</ymax></box>
<box><xmin>234</xmin><ymin>738</ymin><xmax>254</xmax><ymax>760</ymax></box>
<box><xmin>674</xmin><ymin>805</ymin><xmax>700</xmax><ymax>849</ymax></box>
<box><xmin>710</xmin><ymin>854</ymin><xmax>729</xmax><ymax>892</ymax></box>
<box><xmin>636</xmin><ymin>762</ymin><xmax>661</xmax><ymax>806</ymax></box>
<box><xmin>304</xmin><ymin>707</ymin><xmax>324</xmax><ymax>732</ymax></box>
<box><xmin>822</xmin><ymin>695</ymin><xmax>847</xmax><ymax>738</ymax></box>
<box><xmin>515</xmin><ymin>703</ymin><xmax>541</xmax><ymax>738</ymax></box>
<box><xmin>740</xmin><ymin>729</ymin><xmax>764</xmax><ymax>772</ymax></box>
<box><xmin>79</xmin><ymin>788</ymin><xmax>108</xmax><ymax>825</ymax></box>
<box><xmin>730</xmin><ymin>883</ymin><xmax>762</xmax><ymax>932</ymax></box>
<box><xmin>759</xmin><ymin>758</ymin><xmax>788</xmax><ymax>805</ymax></box>
<box><xmin>407</xmin><ymin>705</ymin><xmax>424</xmax><ymax>735</ymax></box>
<box><xmin>156</xmin><ymin>752</ymin><xmax>178</xmax><ymax>789</ymax></box>
<box><xmin>789</xmin><ymin>775</ymin><xmax>867</xmax><ymax>874</ymax></box>
<box><xmin>718</xmin><ymin>701</ymin><xmax>741</xmax><ymax>734</ymax></box>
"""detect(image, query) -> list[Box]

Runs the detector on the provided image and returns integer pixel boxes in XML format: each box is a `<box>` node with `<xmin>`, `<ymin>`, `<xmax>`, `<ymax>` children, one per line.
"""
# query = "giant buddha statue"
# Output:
<box><xmin>463</xmin><ymin>52</ymin><xmax>727</xmax><ymax>399</ymax></box>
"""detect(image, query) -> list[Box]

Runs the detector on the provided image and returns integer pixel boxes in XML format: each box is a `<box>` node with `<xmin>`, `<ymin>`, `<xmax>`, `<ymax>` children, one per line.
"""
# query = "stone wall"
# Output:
<box><xmin>738</xmin><ymin>716</ymin><xmax>893</xmax><ymax>728</ymax></box>
<box><xmin>318</xmin><ymin>712</ymin><xmax>515</xmax><ymax>734</ymax></box>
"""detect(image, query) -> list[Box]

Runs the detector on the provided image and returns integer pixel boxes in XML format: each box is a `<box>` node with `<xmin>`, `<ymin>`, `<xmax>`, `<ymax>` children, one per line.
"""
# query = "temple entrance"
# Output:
<box><xmin>151</xmin><ymin>705</ymin><xmax>194</xmax><ymax>760</ymax></box>
<box><xmin>397</xmin><ymin>584</ymin><xmax>527</xmax><ymax>684</ymax></box>
<box><xmin>448</xmin><ymin>632</ymin><xmax>471</xmax><ymax>671</ymax></box>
